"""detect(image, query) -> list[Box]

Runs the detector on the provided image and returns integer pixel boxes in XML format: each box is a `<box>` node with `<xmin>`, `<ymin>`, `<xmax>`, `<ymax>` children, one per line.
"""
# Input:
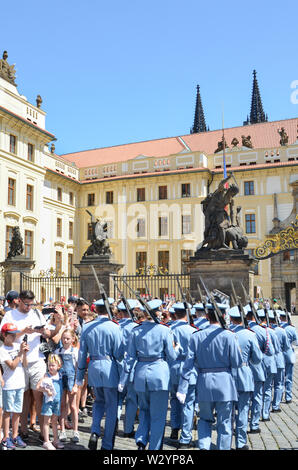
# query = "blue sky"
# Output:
<box><xmin>0</xmin><ymin>0</ymin><xmax>297</xmax><ymax>155</ymax></box>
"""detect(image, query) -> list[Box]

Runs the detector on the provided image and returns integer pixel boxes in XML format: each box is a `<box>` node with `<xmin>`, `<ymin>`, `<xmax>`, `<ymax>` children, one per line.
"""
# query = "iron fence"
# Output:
<box><xmin>110</xmin><ymin>273</ymin><xmax>190</xmax><ymax>301</ymax></box>
<box><xmin>20</xmin><ymin>272</ymin><xmax>80</xmax><ymax>304</ymax></box>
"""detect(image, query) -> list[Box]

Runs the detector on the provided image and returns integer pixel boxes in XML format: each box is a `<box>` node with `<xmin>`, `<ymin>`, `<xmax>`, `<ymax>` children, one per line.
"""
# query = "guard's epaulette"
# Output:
<box><xmin>112</xmin><ymin>319</ymin><xmax>119</xmax><ymax>325</ymax></box>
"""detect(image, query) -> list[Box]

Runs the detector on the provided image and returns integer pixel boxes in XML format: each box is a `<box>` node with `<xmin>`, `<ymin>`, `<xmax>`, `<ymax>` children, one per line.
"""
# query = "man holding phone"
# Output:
<box><xmin>0</xmin><ymin>290</ymin><xmax>64</xmax><ymax>441</ymax></box>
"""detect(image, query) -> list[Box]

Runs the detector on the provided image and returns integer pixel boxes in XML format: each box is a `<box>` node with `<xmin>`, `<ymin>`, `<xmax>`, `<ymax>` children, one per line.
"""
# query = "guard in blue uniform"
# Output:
<box><xmin>169</xmin><ymin>302</ymin><xmax>198</xmax><ymax>448</ymax></box>
<box><xmin>76</xmin><ymin>297</ymin><xmax>123</xmax><ymax>450</ymax></box>
<box><xmin>117</xmin><ymin>299</ymin><xmax>140</xmax><ymax>437</ymax></box>
<box><xmin>256</xmin><ymin>309</ymin><xmax>280</xmax><ymax>421</ymax></box>
<box><xmin>245</xmin><ymin>306</ymin><xmax>275</xmax><ymax>433</ymax></box>
<box><xmin>279</xmin><ymin>311</ymin><xmax>298</xmax><ymax>403</ymax></box>
<box><xmin>269</xmin><ymin>310</ymin><xmax>291</xmax><ymax>411</ymax></box>
<box><xmin>119</xmin><ymin>299</ymin><xmax>179</xmax><ymax>450</ymax></box>
<box><xmin>193</xmin><ymin>303</ymin><xmax>210</xmax><ymax>330</ymax></box>
<box><xmin>228</xmin><ymin>306</ymin><xmax>262</xmax><ymax>449</ymax></box>
<box><xmin>177</xmin><ymin>305</ymin><xmax>243</xmax><ymax>450</ymax></box>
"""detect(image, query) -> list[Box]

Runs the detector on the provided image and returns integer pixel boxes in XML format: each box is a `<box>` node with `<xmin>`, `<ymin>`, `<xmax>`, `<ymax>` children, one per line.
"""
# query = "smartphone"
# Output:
<box><xmin>34</xmin><ymin>325</ymin><xmax>44</xmax><ymax>330</ymax></box>
<box><xmin>42</xmin><ymin>307</ymin><xmax>57</xmax><ymax>315</ymax></box>
<box><xmin>23</xmin><ymin>334</ymin><xmax>28</xmax><ymax>344</ymax></box>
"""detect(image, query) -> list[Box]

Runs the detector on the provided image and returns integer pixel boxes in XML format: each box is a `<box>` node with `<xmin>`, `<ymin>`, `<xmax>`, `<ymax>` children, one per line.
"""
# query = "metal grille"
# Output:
<box><xmin>20</xmin><ymin>272</ymin><xmax>80</xmax><ymax>303</ymax></box>
<box><xmin>110</xmin><ymin>273</ymin><xmax>190</xmax><ymax>301</ymax></box>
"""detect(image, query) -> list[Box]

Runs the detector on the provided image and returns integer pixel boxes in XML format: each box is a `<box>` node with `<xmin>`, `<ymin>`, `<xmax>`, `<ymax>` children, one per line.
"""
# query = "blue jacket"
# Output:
<box><xmin>121</xmin><ymin>320</ymin><xmax>178</xmax><ymax>392</ymax></box>
<box><xmin>248</xmin><ymin>321</ymin><xmax>276</xmax><ymax>378</ymax></box>
<box><xmin>230</xmin><ymin>325</ymin><xmax>262</xmax><ymax>392</ymax></box>
<box><xmin>280</xmin><ymin>323</ymin><xmax>298</xmax><ymax>364</ymax></box>
<box><xmin>169</xmin><ymin>320</ymin><xmax>198</xmax><ymax>386</ymax></box>
<box><xmin>76</xmin><ymin>316</ymin><xmax>124</xmax><ymax>388</ymax></box>
<box><xmin>178</xmin><ymin>324</ymin><xmax>243</xmax><ymax>401</ymax></box>
<box><xmin>271</xmin><ymin>325</ymin><xmax>291</xmax><ymax>368</ymax></box>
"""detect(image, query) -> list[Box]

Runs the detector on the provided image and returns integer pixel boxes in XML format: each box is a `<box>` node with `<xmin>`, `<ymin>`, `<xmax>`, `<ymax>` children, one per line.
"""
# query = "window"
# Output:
<box><xmin>158</xmin><ymin>251</ymin><xmax>169</xmax><ymax>271</ymax></box>
<box><xmin>158</xmin><ymin>216</ymin><xmax>168</xmax><ymax>236</ymax></box>
<box><xmin>137</xmin><ymin>187</ymin><xmax>145</xmax><ymax>202</ymax></box>
<box><xmin>87</xmin><ymin>193</ymin><xmax>95</xmax><ymax>206</ymax></box>
<box><xmin>26</xmin><ymin>184</ymin><xmax>33</xmax><ymax>211</ymax></box>
<box><xmin>69</xmin><ymin>192</ymin><xmax>74</xmax><ymax>205</ymax></box>
<box><xmin>68</xmin><ymin>253</ymin><xmax>73</xmax><ymax>275</ymax></box>
<box><xmin>106</xmin><ymin>191</ymin><xmax>113</xmax><ymax>204</ymax></box>
<box><xmin>245</xmin><ymin>214</ymin><xmax>256</xmax><ymax>233</ymax></box>
<box><xmin>8</xmin><ymin>178</ymin><xmax>16</xmax><ymax>206</ymax></box>
<box><xmin>181</xmin><ymin>183</ymin><xmax>191</xmax><ymax>198</ymax></box>
<box><xmin>136</xmin><ymin>251</ymin><xmax>147</xmax><ymax>272</ymax></box>
<box><xmin>9</xmin><ymin>135</ymin><xmax>16</xmax><ymax>153</ymax></box>
<box><xmin>57</xmin><ymin>187</ymin><xmax>62</xmax><ymax>202</ymax></box>
<box><xmin>28</xmin><ymin>143</ymin><xmax>34</xmax><ymax>162</ymax></box>
<box><xmin>182</xmin><ymin>215</ymin><xmax>191</xmax><ymax>235</ymax></box>
<box><xmin>158</xmin><ymin>185</ymin><xmax>167</xmax><ymax>200</ymax></box>
<box><xmin>56</xmin><ymin>251</ymin><xmax>62</xmax><ymax>274</ymax></box>
<box><xmin>24</xmin><ymin>230</ymin><xmax>33</xmax><ymax>259</ymax></box>
<box><xmin>181</xmin><ymin>249</ymin><xmax>193</xmax><ymax>274</ymax></box>
<box><xmin>69</xmin><ymin>221</ymin><xmax>73</xmax><ymax>240</ymax></box>
<box><xmin>136</xmin><ymin>218</ymin><xmax>145</xmax><ymax>237</ymax></box>
<box><xmin>87</xmin><ymin>223</ymin><xmax>93</xmax><ymax>240</ymax></box>
<box><xmin>283</xmin><ymin>250</ymin><xmax>295</xmax><ymax>262</ymax></box>
<box><xmin>244</xmin><ymin>181</ymin><xmax>254</xmax><ymax>195</ymax></box>
<box><xmin>5</xmin><ymin>226</ymin><xmax>14</xmax><ymax>257</ymax></box>
<box><xmin>57</xmin><ymin>218</ymin><xmax>62</xmax><ymax>237</ymax></box>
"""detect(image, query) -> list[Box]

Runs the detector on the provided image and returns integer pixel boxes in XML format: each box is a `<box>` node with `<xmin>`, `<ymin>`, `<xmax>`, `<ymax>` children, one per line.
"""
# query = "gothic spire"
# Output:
<box><xmin>249</xmin><ymin>70</ymin><xmax>267</xmax><ymax>124</ymax></box>
<box><xmin>190</xmin><ymin>85</ymin><xmax>208</xmax><ymax>134</ymax></box>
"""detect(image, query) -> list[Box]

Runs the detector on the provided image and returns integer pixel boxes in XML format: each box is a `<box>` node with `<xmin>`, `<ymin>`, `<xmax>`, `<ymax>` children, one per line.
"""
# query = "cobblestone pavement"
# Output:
<box><xmin>7</xmin><ymin>317</ymin><xmax>298</xmax><ymax>452</ymax></box>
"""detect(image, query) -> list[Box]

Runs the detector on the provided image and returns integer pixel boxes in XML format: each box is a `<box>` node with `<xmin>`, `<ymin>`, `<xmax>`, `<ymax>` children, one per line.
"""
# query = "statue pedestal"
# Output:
<box><xmin>188</xmin><ymin>249</ymin><xmax>258</xmax><ymax>303</ymax></box>
<box><xmin>0</xmin><ymin>256</ymin><xmax>35</xmax><ymax>293</ymax></box>
<box><xmin>74</xmin><ymin>255</ymin><xmax>123</xmax><ymax>303</ymax></box>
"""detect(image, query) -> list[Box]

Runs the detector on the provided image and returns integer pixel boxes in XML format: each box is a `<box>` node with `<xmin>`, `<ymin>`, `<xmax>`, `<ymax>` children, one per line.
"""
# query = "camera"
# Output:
<box><xmin>42</xmin><ymin>307</ymin><xmax>57</xmax><ymax>315</ymax></box>
<box><xmin>23</xmin><ymin>334</ymin><xmax>28</xmax><ymax>344</ymax></box>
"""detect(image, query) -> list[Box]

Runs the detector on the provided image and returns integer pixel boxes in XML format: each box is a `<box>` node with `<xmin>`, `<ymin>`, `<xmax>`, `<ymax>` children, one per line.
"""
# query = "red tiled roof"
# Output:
<box><xmin>61</xmin><ymin>118</ymin><xmax>298</xmax><ymax>168</ymax></box>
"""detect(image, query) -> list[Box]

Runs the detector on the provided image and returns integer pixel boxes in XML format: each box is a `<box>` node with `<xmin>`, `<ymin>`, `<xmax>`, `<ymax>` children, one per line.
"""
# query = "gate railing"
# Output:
<box><xmin>110</xmin><ymin>273</ymin><xmax>190</xmax><ymax>301</ymax></box>
<box><xmin>20</xmin><ymin>272</ymin><xmax>80</xmax><ymax>304</ymax></box>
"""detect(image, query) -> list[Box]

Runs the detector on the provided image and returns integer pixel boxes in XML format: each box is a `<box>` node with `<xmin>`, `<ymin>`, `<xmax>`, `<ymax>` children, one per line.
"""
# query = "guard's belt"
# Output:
<box><xmin>138</xmin><ymin>356</ymin><xmax>164</xmax><ymax>362</ymax></box>
<box><xmin>198</xmin><ymin>367</ymin><xmax>230</xmax><ymax>373</ymax></box>
<box><xmin>90</xmin><ymin>355</ymin><xmax>112</xmax><ymax>361</ymax></box>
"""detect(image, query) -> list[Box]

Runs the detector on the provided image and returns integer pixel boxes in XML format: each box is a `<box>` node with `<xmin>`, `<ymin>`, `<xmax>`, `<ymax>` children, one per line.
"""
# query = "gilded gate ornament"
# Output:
<box><xmin>254</xmin><ymin>215</ymin><xmax>298</xmax><ymax>259</ymax></box>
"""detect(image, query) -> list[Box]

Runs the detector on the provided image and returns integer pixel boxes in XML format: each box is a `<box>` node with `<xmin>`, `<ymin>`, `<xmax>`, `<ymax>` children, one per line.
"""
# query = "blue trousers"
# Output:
<box><xmin>249</xmin><ymin>381</ymin><xmax>263</xmax><ymax>430</ymax></box>
<box><xmin>272</xmin><ymin>368</ymin><xmax>284</xmax><ymax>410</ymax></box>
<box><xmin>92</xmin><ymin>387</ymin><xmax>118</xmax><ymax>450</ymax></box>
<box><xmin>262</xmin><ymin>373</ymin><xmax>274</xmax><ymax>419</ymax></box>
<box><xmin>170</xmin><ymin>384</ymin><xmax>196</xmax><ymax>443</ymax></box>
<box><xmin>234</xmin><ymin>392</ymin><xmax>251</xmax><ymax>448</ymax></box>
<box><xmin>135</xmin><ymin>389</ymin><xmax>169</xmax><ymax>450</ymax></box>
<box><xmin>284</xmin><ymin>363</ymin><xmax>294</xmax><ymax>401</ymax></box>
<box><xmin>124</xmin><ymin>382</ymin><xmax>138</xmax><ymax>433</ymax></box>
<box><xmin>198</xmin><ymin>401</ymin><xmax>234</xmax><ymax>450</ymax></box>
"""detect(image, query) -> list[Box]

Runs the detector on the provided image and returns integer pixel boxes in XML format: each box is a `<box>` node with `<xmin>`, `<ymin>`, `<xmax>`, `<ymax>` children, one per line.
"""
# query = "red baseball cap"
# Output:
<box><xmin>1</xmin><ymin>323</ymin><xmax>20</xmax><ymax>334</ymax></box>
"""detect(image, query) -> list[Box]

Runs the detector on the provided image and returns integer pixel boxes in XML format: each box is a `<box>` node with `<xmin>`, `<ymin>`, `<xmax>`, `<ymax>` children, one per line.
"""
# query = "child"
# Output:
<box><xmin>56</xmin><ymin>328</ymin><xmax>80</xmax><ymax>443</ymax></box>
<box><xmin>0</xmin><ymin>323</ymin><xmax>28</xmax><ymax>450</ymax></box>
<box><xmin>37</xmin><ymin>353</ymin><xmax>64</xmax><ymax>450</ymax></box>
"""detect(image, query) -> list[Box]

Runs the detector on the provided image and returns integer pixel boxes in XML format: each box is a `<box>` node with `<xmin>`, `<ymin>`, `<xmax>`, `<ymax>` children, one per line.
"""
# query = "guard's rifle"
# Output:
<box><xmin>240</xmin><ymin>282</ymin><xmax>261</xmax><ymax>326</ymax></box>
<box><xmin>230</xmin><ymin>281</ymin><xmax>249</xmax><ymax>328</ymax></box>
<box><xmin>270</xmin><ymin>299</ymin><xmax>281</xmax><ymax>327</ymax></box>
<box><xmin>111</xmin><ymin>275</ymin><xmax>138</xmax><ymax>323</ymax></box>
<box><xmin>121</xmin><ymin>277</ymin><xmax>160</xmax><ymax>324</ymax></box>
<box><xmin>199</xmin><ymin>276</ymin><xmax>227</xmax><ymax>329</ymax></box>
<box><xmin>261</xmin><ymin>290</ymin><xmax>271</xmax><ymax>328</ymax></box>
<box><xmin>278</xmin><ymin>296</ymin><xmax>292</xmax><ymax>326</ymax></box>
<box><xmin>144</xmin><ymin>278</ymin><xmax>152</xmax><ymax>301</ymax></box>
<box><xmin>176</xmin><ymin>276</ymin><xmax>192</xmax><ymax>326</ymax></box>
<box><xmin>90</xmin><ymin>265</ymin><xmax>113</xmax><ymax>321</ymax></box>
<box><xmin>196</xmin><ymin>282</ymin><xmax>209</xmax><ymax>316</ymax></box>
<box><xmin>187</xmin><ymin>288</ymin><xmax>195</xmax><ymax>307</ymax></box>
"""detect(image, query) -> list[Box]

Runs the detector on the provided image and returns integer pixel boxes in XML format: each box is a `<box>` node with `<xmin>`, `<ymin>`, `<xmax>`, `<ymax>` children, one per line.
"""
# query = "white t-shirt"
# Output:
<box><xmin>0</xmin><ymin>308</ymin><xmax>46</xmax><ymax>363</ymax></box>
<box><xmin>0</xmin><ymin>343</ymin><xmax>25</xmax><ymax>390</ymax></box>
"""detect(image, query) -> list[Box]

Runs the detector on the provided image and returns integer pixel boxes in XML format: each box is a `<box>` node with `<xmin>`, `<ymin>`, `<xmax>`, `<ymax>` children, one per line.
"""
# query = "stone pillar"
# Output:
<box><xmin>188</xmin><ymin>250</ymin><xmax>258</xmax><ymax>303</ymax></box>
<box><xmin>0</xmin><ymin>256</ymin><xmax>35</xmax><ymax>294</ymax></box>
<box><xmin>74</xmin><ymin>255</ymin><xmax>123</xmax><ymax>303</ymax></box>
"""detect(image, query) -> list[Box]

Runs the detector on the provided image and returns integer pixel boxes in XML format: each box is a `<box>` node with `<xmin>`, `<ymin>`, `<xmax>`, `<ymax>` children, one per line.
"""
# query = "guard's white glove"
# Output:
<box><xmin>118</xmin><ymin>384</ymin><xmax>124</xmax><ymax>393</ymax></box>
<box><xmin>176</xmin><ymin>392</ymin><xmax>186</xmax><ymax>404</ymax></box>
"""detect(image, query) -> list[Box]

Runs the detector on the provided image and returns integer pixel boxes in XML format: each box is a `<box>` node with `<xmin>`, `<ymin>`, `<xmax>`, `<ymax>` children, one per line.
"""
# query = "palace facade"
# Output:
<box><xmin>0</xmin><ymin>52</ymin><xmax>297</xmax><ymax>305</ymax></box>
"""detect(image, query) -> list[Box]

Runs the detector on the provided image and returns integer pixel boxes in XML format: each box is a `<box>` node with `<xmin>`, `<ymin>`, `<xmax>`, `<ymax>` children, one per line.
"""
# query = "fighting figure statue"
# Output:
<box><xmin>83</xmin><ymin>210</ymin><xmax>111</xmax><ymax>257</ymax></box>
<box><xmin>7</xmin><ymin>227</ymin><xmax>24</xmax><ymax>259</ymax></box>
<box><xmin>199</xmin><ymin>172</ymin><xmax>247</xmax><ymax>251</ymax></box>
